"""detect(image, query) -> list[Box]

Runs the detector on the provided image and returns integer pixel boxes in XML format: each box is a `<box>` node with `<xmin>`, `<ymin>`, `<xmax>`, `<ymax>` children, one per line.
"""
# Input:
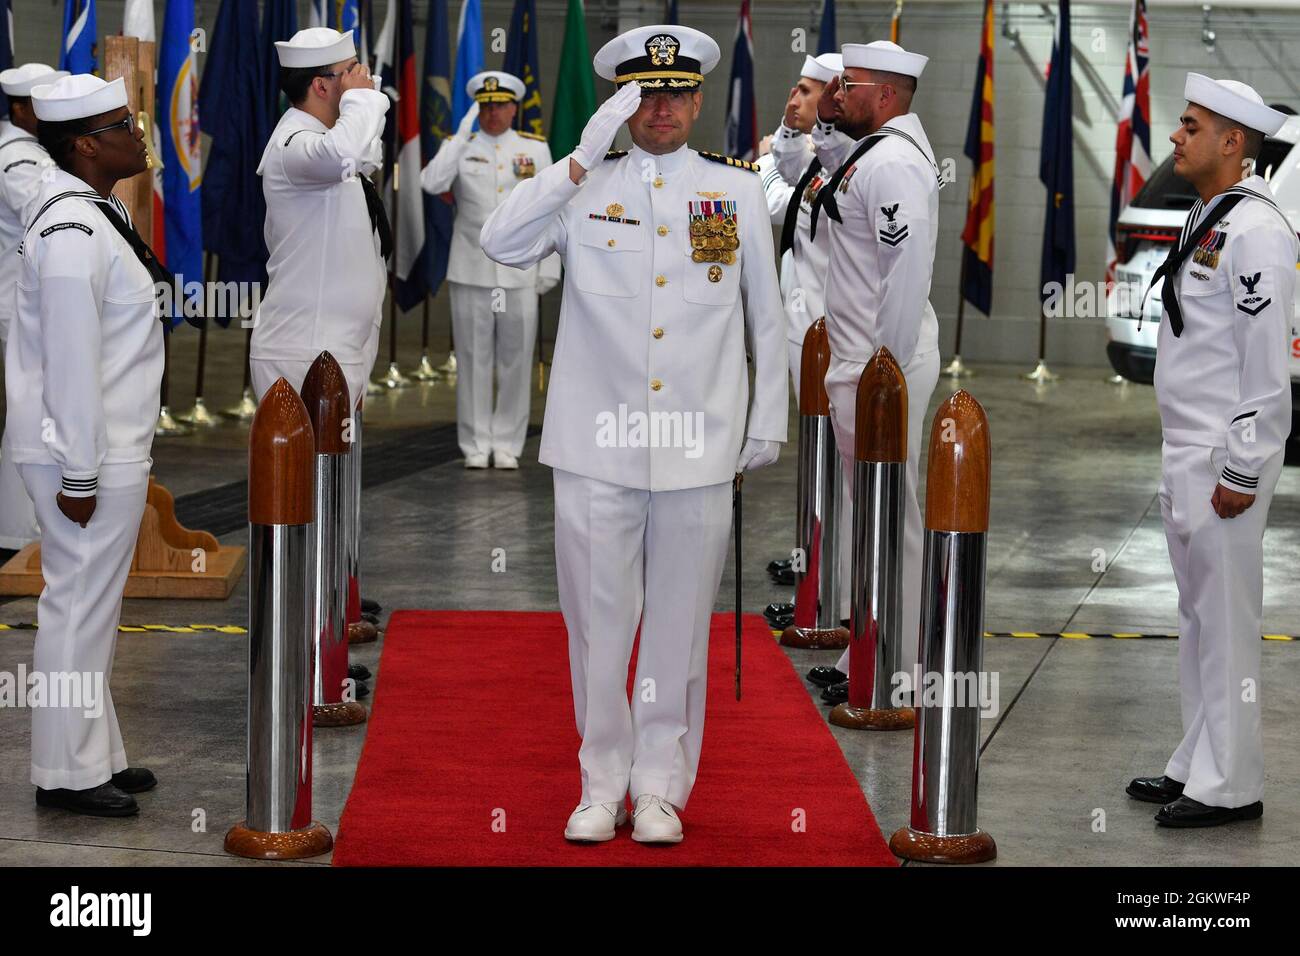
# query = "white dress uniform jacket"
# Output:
<box><xmin>251</xmin><ymin>88</ymin><xmax>389</xmax><ymax>372</ymax></box>
<box><xmin>1153</xmin><ymin>176</ymin><xmax>1297</xmax><ymax>808</ymax></box>
<box><xmin>420</xmin><ymin>126</ymin><xmax>559</xmax><ymax>290</ymax></box>
<box><xmin>481</xmin><ymin>143</ymin><xmax>788</xmax><ymax>491</ymax></box>
<box><xmin>769</xmin><ymin>126</ymin><xmax>835</xmax><ymax>352</ymax></box>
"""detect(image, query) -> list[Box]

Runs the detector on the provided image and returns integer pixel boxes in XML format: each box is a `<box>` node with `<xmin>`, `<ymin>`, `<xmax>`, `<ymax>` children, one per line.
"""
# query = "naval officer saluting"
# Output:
<box><xmin>1127</xmin><ymin>75</ymin><xmax>1297</xmax><ymax>828</ymax></box>
<box><xmin>6</xmin><ymin>73</ymin><xmax>170</xmax><ymax>816</ymax></box>
<box><xmin>808</xmin><ymin>41</ymin><xmax>942</xmax><ymax>703</ymax></box>
<box><xmin>0</xmin><ymin>63</ymin><xmax>66</xmax><ymax>553</ymax></box>
<box><xmin>420</xmin><ymin>71</ymin><xmax>559</xmax><ymax>470</ymax></box>
<box><xmin>482</xmin><ymin>24</ymin><xmax>787</xmax><ymax>844</ymax></box>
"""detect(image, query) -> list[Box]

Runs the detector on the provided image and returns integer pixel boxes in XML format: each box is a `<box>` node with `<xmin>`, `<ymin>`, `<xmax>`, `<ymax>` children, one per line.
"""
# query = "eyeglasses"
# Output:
<box><xmin>839</xmin><ymin>80</ymin><xmax>885</xmax><ymax>91</ymax></box>
<box><xmin>81</xmin><ymin>114</ymin><xmax>136</xmax><ymax>138</ymax></box>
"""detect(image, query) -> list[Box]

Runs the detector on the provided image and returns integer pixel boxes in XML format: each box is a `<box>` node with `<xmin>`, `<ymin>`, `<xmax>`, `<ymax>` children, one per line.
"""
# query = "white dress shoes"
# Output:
<box><xmin>492</xmin><ymin>451</ymin><xmax>519</xmax><ymax>470</ymax></box>
<box><xmin>631</xmin><ymin>794</ymin><xmax>683</xmax><ymax>844</ymax></box>
<box><xmin>464</xmin><ymin>453</ymin><xmax>489</xmax><ymax>469</ymax></box>
<box><xmin>563</xmin><ymin>801</ymin><xmax>628</xmax><ymax>842</ymax></box>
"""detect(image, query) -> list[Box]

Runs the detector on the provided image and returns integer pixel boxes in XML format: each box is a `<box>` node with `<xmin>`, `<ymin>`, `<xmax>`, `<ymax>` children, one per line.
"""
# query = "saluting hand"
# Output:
<box><xmin>456</xmin><ymin>102</ymin><xmax>480</xmax><ymax>139</ymax></box>
<box><xmin>56</xmin><ymin>492</ymin><xmax>96</xmax><ymax>528</ymax></box>
<box><xmin>339</xmin><ymin>62</ymin><xmax>374</xmax><ymax>94</ymax></box>
<box><xmin>1211</xmin><ymin>484</ymin><xmax>1255</xmax><ymax>519</ymax></box>
<box><xmin>816</xmin><ymin>75</ymin><xmax>840</xmax><ymax>124</ymax></box>
<box><xmin>570</xmin><ymin>82</ymin><xmax>643</xmax><ymax>179</ymax></box>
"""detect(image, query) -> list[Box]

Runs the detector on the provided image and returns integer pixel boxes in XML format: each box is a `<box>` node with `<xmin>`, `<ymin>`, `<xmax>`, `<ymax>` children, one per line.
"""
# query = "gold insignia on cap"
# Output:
<box><xmin>606</xmin><ymin>202</ymin><xmax>624</xmax><ymax>218</ymax></box>
<box><xmin>485</xmin><ymin>76</ymin><xmax>499</xmax><ymax>91</ymax></box>
<box><xmin>646</xmin><ymin>34</ymin><xmax>679</xmax><ymax>66</ymax></box>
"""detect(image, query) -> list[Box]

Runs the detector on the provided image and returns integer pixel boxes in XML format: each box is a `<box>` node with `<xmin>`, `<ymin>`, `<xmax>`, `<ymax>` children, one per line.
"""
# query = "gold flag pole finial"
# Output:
<box><xmin>138</xmin><ymin>112</ymin><xmax>164</xmax><ymax>171</ymax></box>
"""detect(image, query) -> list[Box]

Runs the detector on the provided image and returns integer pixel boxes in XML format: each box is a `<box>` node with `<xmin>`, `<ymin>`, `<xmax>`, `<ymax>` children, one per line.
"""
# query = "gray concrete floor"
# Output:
<box><xmin>1</xmin><ymin>338</ymin><xmax>1298</xmax><ymax>865</ymax></box>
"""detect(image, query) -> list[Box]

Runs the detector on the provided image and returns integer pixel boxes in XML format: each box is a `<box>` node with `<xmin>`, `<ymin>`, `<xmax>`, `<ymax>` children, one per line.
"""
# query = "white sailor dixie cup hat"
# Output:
<box><xmin>468</xmin><ymin>71</ymin><xmax>525</xmax><ymax>104</ymax></box>
<box><xmin>274</xmin><ymin>27</ymin><xmax>357</xmax><ymax>69</ymax></box>
<box><xmin>1184</xmin><ymin>73</ymin><xmax>1287</xmax><ymax>136</ymax></box>
<box><xmin>800</xmin><ymin>53</ymin><xmax>843</xmax><ymax>84</ymax></box>
<box><xmin>594</xmin><ymin>25</ymin><xmax>721</xmax><ymax>91</ymax></box>
<box><xmin>30</xmin><ymin>74</ymin><xmax>128</xmax><ymax>122</ymax></box>
<box><xmin>0</xmin><ymin>63</ymin><xmax>69</xmax><ymax>98</ymax></box>
<box><xmin>842</xmin><ymin>40</ymin><xmax>928</xmax><ymax>79</ymax></box>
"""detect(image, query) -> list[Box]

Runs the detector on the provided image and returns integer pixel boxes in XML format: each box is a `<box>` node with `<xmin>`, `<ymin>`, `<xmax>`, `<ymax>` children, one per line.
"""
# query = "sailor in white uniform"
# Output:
<box><xmin>481</xmin><ymin>25</ymin><xmax>787</xmax><ymax>845</ymax></box>
<box><xmin>1127</xmin><ymin>75</ymin><xmax>1296</xmax><ymax>829</ymax></box>
<box><xmin>809</xmin><ymin>42</ymin><xmax>942</xmax><ymax>695</ymax></box>
<box><xmin>250</xmin><ymin>27</ymin><xmax>390</xmax><ymax>407</ymax></box>
<box><xmin>420</xmin><ymin>71</ymin><xmax>559</xmax><ymax>470</ymax></box>
<box><xmin>7</xmin><ymin>74</ymin><xmax>167</xmax><ymax>816</ymax></box>
<box><xmin>0</xmin><ymin>64</ymin><xmax>65</xmax><ymax>551</ymax></box>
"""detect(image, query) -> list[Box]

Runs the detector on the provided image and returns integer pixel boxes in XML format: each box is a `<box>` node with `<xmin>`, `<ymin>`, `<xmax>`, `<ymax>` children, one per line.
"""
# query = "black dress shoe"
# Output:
<box><xmin>1155</xmin><ymin>796</ymin><xmax>1263</xmax><ymax>828</ymax></box>
<box><xmin>361</xmin><ymin>598</ymin><xmax>382</xmax><ymax>615</ymax></box>
<box><xmin>1126</xmin><ymin>775</ymin><xmax>1184</xmax><ymax>804</ymax></box>
<box><xmin>821</xmin><ymin>681</ymin><xmax>848</xmax><ymax>705</ymax></box>
<box><xmin>36</xmin><ymin>782</ymin><xmax>138</xmax><ymax>817</ymax></box>
<box><xmin>807</xmin><ymin>666</ymin><xmax>847</xmax><ymax>688</ymax></box>
<box><xmin>110</xmin><ymin>768</ymin><xmax>157</xmax><ymax>793</ymax></box>
<box><xmin>765</xmin><ymin>602</ymin><xmax>794</xmax><ymax>618</ymax></box>
<box><xmin>767</xmin><ymin>558</ymin><xmax>793</xmax><ymax>577</ymax></box>
<box><xmin>362</xmin><ymin>612</ymin><xmax>380</xmax><ymax>626</ymax></box>
<box><xmin>771</xmin><ymin>569</ymin><xmax>795</xmax><ymax>587</ymax></box>
<box><xmin>349</xmin><ymin>663</ymin><xmax>372</xmax><ymax>682</ymax></box>
<box><xmin>356</xmin><ymin>681</ymin><xmax>370</xmax><ymax>700</ymax></box>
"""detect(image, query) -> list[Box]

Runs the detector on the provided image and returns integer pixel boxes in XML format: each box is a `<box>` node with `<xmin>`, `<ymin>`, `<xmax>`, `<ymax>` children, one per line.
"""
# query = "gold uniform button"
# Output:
<box><xmin>607</xmin><ymin>239</ymin><xmax>616</xmax><ymax>247</ymax></box>
<box><xmin>653</xmin><ymin>176</ymin><xmax>664</xmax><ymax>188</ymax></box>
<box><xmin>652</xmin><ymin>327</ymin><xmax>664</xmax><ymax>339</ymax></box>
<box><xmin>497</xmin><ymin>186</ymin><xmax>504</xmax><ymax>193</ymax></box>
<box><xmin>657</xmin><ymin>225</ymin><xmax>669</xmax><ymax>236</ymax></box>
<box><xmin>655</xmin><ymin>275</ymin><xmax>667</xmax><ymax>287</ymax></box>
<box><xmin>650</xmin><ymin>379</ymin><xmax>663</xmax><ymax>391</ymax></box>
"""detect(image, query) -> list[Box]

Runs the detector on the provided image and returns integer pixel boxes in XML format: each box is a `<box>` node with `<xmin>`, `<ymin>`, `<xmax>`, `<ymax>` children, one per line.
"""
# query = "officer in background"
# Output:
<box><xmin>482</xmin><ymin>25</ymin><xmax>787</xmax><ymax>845</ymax></box>
<box><xmin>0</xmin><ymin>64</ymin><xmax>66</xmax><ymax>552</ymax></box>
<box><xmin>809</xmin><ymin>41</ymin><xmax>942</xmax><ymax>705</ymax></box>
<box><xmin>421</xmin><ymin>71</ymin><xmax>559</xmax><ymax>470</ymax></box>
<box><xmin>7</xmin><ymin>74</ymin><xmax>167</xmax><ymax>816</ymax></box>
<box><xmin>1127</xmin><ymin>75</ymin><xmax>1296</xmax><ymax>829</ymax></box>
<box><xmin>250</xmin><ymin>27</ymin><xmax>389</xmax><ymax>407</ymax></box>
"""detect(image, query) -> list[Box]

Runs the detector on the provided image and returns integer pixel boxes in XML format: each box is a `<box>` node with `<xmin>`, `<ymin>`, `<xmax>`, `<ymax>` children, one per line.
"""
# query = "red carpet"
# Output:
<box><xmin>333</xmin><ymin>610</ymin><xmax>898</xmax><ymax>866</ymax></box>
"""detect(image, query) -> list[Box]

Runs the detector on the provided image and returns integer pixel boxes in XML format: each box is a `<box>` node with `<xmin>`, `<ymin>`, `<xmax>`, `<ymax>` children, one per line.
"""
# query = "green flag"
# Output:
<box><xmin>549</xmin><ymin>0</ymin><xmax>598</xmax><ymax>159</ymax></box>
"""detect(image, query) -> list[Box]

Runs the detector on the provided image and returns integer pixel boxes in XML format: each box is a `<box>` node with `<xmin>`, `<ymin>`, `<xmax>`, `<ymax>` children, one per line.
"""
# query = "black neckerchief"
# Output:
<box><xmin>779</xmin><ymin>157</ymin><xmax>822</xmax><ymax>257</ymax></box>
<box><xmin>360</xmin><ymin>174</ymin><xmax>393</xmax><ymax>260</ymax></box>
<box><xmin>1145</xmin><ymin>192</ymin><xmax>1247</xmax><ymax>337</ymax></box>
<box><xmin>810</xmin><ymin>126</ymin><xmax>939</xmax><ymax>242</ymax></box>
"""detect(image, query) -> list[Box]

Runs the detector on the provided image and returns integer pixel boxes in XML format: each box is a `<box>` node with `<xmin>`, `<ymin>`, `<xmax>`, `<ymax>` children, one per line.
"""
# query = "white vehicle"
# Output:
<box><xmin>1106</xmin><ymin>109</ymin><xmax>1300</xmax><ymax>433</ymax></box>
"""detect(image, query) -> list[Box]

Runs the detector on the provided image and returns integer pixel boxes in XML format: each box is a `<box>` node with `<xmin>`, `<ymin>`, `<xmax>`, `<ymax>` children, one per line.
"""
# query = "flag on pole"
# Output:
<box><xmin>261</xmin><ymin>0</ymin><xmax>298</xmax><ymax>119</ymax></box>
<box><xmin>1107</xmin><ymin>0</ymin><xmax>1151</xmax><ymax>287</ymax></box>
<box><xmin>665</xmin><ymin>1</ymin><xmax>679</xmax><ymax>25</ymax></box>
<box><xmin>452</xmin><ymin>0</ymin><xmax>483</xmax><ymax>126</ymax></box>
<box><xmin>199</xmin><ymin>0</ymin><xmax>269</xmax><ymax>310</ymax></box>
<box><xmin>159</xmin><ymin>0</ymin><xmax>203</xmax><ymax>323</ymax></box>
<box><xmin>371</xmin><ymin>0</ymin><xmax>396</xmax><ymax>82</ymax></box>
<box><xmin>123</xmin><ymin>0</ymin><xmax>154</xmax><ymax>42</ymax></box>
<box><xmin>421</xmin><ymin>0</ymin><xmax>454</xmax><ymax>295</ymax></box>
<box><xmin>1039</xmin><ymin>0</ymin><xmax>1075</xmax><ymax>305</ymax></box>
<box><xmin>59</xmin><ymin>0</ymin><xmax>97</xmax><ymax>75</ymax></box>
<box><xmin>334</xmin><ymin>0</ymin><xmax>361</xmax><ymax>41</ymax></box>
<box><xmin>961</xmin><ymin>0</ymin><xmax>995</xmax><ymax>315</ymax></box>
<box><xmin>393</xmin><ymin>0</ymin><xmax>426</xmax><ymax>310</ymax></box>
<box><xmin>890</xmin><ymin>0</ymin><xmax>904</xmax><ymax>44</ymax></box>
<box><xmin>549</xmin><ymin>0</ymin><xmax>595</xmax><ymax>160</ymax></box>
<box><xmin>816</xmin><ymin>0</ymin><xmax>836</xmax><ymax>56</ymax></box>
<box><xmin>0</xmin><ymin>0</ymin><xmax>13</xmax><ymax>120</ymax></box>
<box><xmin>724</xmin><ymin>0</ymin><xmax>758</xmax><ymax>161</ymax></box>
<box><xmin>503</xmin><ymin>0</ymin><xmax>543</xmax><ymax>137</ymax></box>
<box><xmin>308</xmin><ymin>1</ymin><xmax>328</xmax><ymax>29</ymax></box>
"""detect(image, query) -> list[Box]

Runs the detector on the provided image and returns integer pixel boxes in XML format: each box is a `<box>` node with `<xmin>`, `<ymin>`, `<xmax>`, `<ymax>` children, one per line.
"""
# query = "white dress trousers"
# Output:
<box><xmin>448</xmin><ymin>281</ymin><xmax>538</xmax><ymax>459</ymax></box>
<box><xmin>23</xmin><ymin>460</ymin><xmax>151</xmax><ymax>790</ymax></box>
<box><xmin>553</xmin><ymin>468</ymin><xmax>732</xmax><ymax>810</ymax></box>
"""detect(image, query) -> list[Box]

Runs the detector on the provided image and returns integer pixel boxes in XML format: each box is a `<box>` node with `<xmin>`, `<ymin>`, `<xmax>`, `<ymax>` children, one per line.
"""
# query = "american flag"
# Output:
<box><xmin>1107</xmin><ymin>0</ymin><xmax>1151</xmax><ymax>287</ymax></box>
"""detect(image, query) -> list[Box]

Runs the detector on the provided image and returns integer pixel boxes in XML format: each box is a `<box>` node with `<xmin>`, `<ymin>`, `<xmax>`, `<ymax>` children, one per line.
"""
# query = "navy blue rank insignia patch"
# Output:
<box><xmin>1235</xmin><ymin>270</ymin><xmax>1272</xmax><ymax>316</ymax></box>
<box><xmin>877</xmin><ymin>202</ymin><xmax>908</xmax><ymax>247</ymax></box>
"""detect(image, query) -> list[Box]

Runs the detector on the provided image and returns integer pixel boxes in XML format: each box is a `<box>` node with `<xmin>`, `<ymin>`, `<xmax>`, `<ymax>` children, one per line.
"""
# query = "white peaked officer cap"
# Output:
<box><xmin>275</xmin><ymin>27</ymin><xmax>357</xmax><ymax>69</ymax></box>
<box><xmin>594</xmin><ymin>24</ymin><xmax>721</xmax><ymax>91</ymax></box>
<box><xmin>467</xmin><ymin>71</ymin><xmax>525</xmax><ymax>104</ymax></box>
<box><xmin>842</xmin><ymin>40</ymin><xmax>928</xmax><ymax>78</ymax></box>
<box><xmin>0</xmin><ymin>63</ymin><xmax>69</xmax><ymax>97</ymax></box>
<box><xmin>1184</xmin><ymin>73</ymin><xmax>1287</xmax><ymax>136</ymax></box>
<box><xmin>800</xmin><ymin>53</ymin><xmax>843</xmax><ymax>84</ymax></box>
<box><xmin>30</xmin><ymin>74</ymin><xmax>128</xmax><ymax>122</ymax></box>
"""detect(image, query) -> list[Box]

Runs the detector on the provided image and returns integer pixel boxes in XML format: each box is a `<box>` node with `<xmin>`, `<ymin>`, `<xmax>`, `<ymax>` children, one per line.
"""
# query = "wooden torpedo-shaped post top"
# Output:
<box><xmin>248</xmin><ymin>378</ymin><xmax>315</xmax><ymax>526</ymax></box>
<box><xmin>855</xmin><ymin>346</ymin><xmax>908</xmax><ymax>464</ymax></box>
<box><xmin>924</xmin><ymin>389</ymin><xmax>991</xmax><ymax>533</ymax></box>
<box><xmin>300</xmin><ymin>351</ymin><xmax>352</xmax><ymax>456</ymax></box>
<box><xmin>798</xmin><ymin>318</ymin><xmax>833</xmax><ymax>416</ymax></box>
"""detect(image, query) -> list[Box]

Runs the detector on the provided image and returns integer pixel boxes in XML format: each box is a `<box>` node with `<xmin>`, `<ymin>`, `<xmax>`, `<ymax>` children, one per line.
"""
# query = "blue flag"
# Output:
<box><xmin>724</xmin><ymin>0</ymin><xmax>758</xmax><ymax>161</ymax></box>
<box><xmin>816</xmin><ymin>0</ymin><xmax>837</xmax><ymax>56</ymax></box>
<box><xmin>665</xmin><ymin>1</ymin><xmax>679</xmax><ymax>25</ymax></box>
<box><xmin>1039</xmin><ymin>0</ymin><xmax>1075</xmax><ymax>302</ymax></box>
<box><xmin>199</xmin><ymin>0</ymin><xmax>269</xmax><ymax>314</ymax></box>
<box><xmin>59</xmin><ymin>0</ymin><xmax>97</xmax><ymax>75</ymax></box>
<box><xmin>502</xmin><ymin>0</ymin><xmax>543</xmax><ymax>137</ymax></box>
<box><xmin>452</xmin><ymin>0</ymin><xmax>483</xmax><ymax>126</ymax></box>
<box><xmin>0</xmin><ymin>0</ymin><xmax>12</xmax><ymax>119</ymax></box>
<box><xmin>333</xmin><ymin>0</ymin><xmax>360</xmax><ymax>40</ymax></box>
<box><xmin>261</xmin><ymin>0</ymin><xmax>298</xmax><ymax>120</ymax></box>
<box><xmin>421</xmin><ymin>0</ymin><xmax>454</xmax><ymax>297</ymax></box>
<box><xmin>159</xmin><ymin>0</ymin><xmax>203</xmax><ymax>326</ymax></box>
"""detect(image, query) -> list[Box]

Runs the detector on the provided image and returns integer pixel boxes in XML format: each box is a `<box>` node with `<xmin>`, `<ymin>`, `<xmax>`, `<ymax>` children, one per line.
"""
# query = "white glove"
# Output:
<box><xmin>737</xmin><ymin>438</ymin><xmax>780</xmax><ymax>472</ymax></box>
<box><xmin>571</xmin><ymin>83</ymin><xmax>642</xmax><ymax>171</ymax></box>
<box><xmin>456</xmin><ymin>102</ymin><xmax>480</xmax><ymax>139</ymax></box>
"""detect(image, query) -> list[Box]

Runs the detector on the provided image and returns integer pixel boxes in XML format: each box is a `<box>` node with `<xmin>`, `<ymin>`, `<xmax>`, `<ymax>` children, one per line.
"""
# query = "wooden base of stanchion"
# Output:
<box><xmin>779</xmin><ymin>625</ymin><xmax>850</xmax><ymax>649</ymax></box>
<box><xmin>347</xmin><ymin>621</ymin><xmax>379</xmax><ymax>644</ymax></box>
<box><xmin>828</xmin><ymin>703</ymin><xmax>915</xmax><ymax>731</ymax></box>
<box><xmin>313</xmin><ymin>701</ymin><xmax>367</xmax><ymax>727</ymax></box>
<box><xmin>889</xmin><ymin>826</ymin><xmax>997</xmax><ymax>864</ymax></box>
<box><xmin>224</xmin><ymin>821</ymin><xmax>333</xmax><ymax>860</ymax></box>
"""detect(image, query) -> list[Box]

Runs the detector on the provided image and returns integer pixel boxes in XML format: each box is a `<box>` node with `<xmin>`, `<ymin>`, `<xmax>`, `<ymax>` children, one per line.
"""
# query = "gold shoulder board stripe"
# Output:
<box><xmin>517</xmin><ymin>131</ymin><xmax>547</xmax><ymax>142</ymax></box>
<box><xmin>695</xmin><ymin>150</ymin><xmax>758</xmax><ymax>173</ymax></box>
<box><xmin>604</xmin><ymin>149</ymin><xmax>628</xmax><ymax>160</ymax></box>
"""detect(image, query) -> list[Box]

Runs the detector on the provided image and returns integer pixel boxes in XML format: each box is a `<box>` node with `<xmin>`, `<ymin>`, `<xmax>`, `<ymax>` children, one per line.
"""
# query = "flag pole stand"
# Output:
<box><xmin>944</xmin><ymin>254</ymin><xmax>974</xmax><ymax>379</ymax></box>
<box><xmin>1021</xmin><ymin>305</ymin><xmax>1058</xmax><ymax>383</ymax></box>
<box><xmin>178</xmin><ymin>253</ymin><xmax>219</xmax><ymax>426</ymax></box>
<box><xmin>438</xmin><ymin>319</ymin><xmax>457</xmax><ymax>376</ymax></box>
<box><xmin>382</xmin><ymin>296</ymin><xmax>413</xmax><ymax>389</ymax></box>
<box><xmin>1106</xmin><ymin>373</ymin><xmax>1125</xmax><ymax>385</ymax></box>
<box><xmin>412</xmin><ymin>298</ymin><xmax>441</xmax><ymax>381</ymax></box>
<box><xmin>156</xmin><ymin>327</ymin><xmax>193</xmax><ymax>436</ymax></box>
<box><xmin>221</xmin><ymin>327</ymin><xmax>259</xmax><ymax>421</ymax></box>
